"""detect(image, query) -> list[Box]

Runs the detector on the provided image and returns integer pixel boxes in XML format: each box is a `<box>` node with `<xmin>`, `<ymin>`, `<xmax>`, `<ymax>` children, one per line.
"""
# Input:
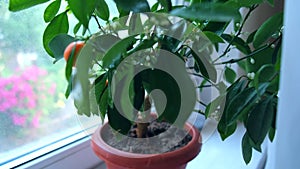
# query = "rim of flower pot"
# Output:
<box><xmin>91</xmin><ymin>122</ymin><xmax>202</xmax><ymax>168</ymax></box>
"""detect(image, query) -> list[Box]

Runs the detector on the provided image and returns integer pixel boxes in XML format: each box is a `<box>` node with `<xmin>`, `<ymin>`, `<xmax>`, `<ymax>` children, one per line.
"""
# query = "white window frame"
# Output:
<box><xmin>2</xmin><ymin>132</ymin><xmax>104</xmax><ymax>169</ymax></box>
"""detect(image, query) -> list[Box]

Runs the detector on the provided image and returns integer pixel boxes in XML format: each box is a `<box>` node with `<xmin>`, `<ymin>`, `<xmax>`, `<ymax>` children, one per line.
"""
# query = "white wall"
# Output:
<box><xmin>266</xmin><ymin>1</ymin><xmax>300</xmax><ymax>169</ymax></box>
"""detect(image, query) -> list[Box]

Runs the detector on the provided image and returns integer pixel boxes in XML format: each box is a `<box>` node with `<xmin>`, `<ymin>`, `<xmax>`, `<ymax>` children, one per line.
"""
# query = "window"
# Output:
<box><xmin>0</xmin><ymin>1</ymin><xmax>100</xmax><ymax>167</ymax></box>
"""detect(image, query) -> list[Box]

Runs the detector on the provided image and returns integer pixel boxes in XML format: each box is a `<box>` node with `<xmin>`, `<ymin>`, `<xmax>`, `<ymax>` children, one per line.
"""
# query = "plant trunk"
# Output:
<box><xmin>136</xmin><ymin>95</ymin><xmax>151</xmax><ymax>138</ymax></box>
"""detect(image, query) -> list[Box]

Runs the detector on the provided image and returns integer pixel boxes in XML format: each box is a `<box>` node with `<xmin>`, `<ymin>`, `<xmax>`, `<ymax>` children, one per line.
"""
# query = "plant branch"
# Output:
<box><xmin>213</xmin><ymin>5</ymin><xmax>259</xmax><ymax>63</ymax></box>
<box><xmin>214</xmin><ymin>35</ymin><xmax>282</xmax><ymax>65</ymax></box>
<box><xmin>92</xmin><ymin>15</ymin><xmax>106</xmax><ymax>34</ymax></box>
<box><xmin>197</xmin><ymin>100</ymin><xmax>207</xmax><ymax>107</ymax></box>
<box><xmin>194</xmin><ymin>109</ymin><xmax>205</xmax><ymax>116</ymax></box>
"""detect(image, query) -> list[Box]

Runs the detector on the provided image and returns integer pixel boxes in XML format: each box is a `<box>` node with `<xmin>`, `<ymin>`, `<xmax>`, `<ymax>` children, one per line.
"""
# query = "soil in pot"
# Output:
<box><xmin>102</xmin><ymin>120</ymin><xmax>192</xmax><ymax>154</ymax></box>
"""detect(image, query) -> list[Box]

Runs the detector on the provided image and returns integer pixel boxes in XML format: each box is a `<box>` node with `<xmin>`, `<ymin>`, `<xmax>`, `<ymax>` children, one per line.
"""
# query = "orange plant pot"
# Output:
<box><xmin>91</xmin><ymin>122</ymin><xmax>202</xmax><ymax>169</ymax></box>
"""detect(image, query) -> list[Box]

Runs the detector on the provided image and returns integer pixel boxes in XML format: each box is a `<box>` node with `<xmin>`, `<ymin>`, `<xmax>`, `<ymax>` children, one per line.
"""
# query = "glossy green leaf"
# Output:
<box><xmin>107</xmin><ymin>106</ymin><xmax>132</xmax><ymax>135</ymax></box>
<box><xmin>68</xmin><ymin>0</ymin><xmax>96</xmax><ymax>28</ymax></box>
<box><xmin>224</xmin><ymin>66</ymin><xmax>237</xmax><ymax>84</ymax></box>
<box><xmin>218</xmin><ymin>121</ymin><xmax>237</xmax><ymax>140</ymax></box>
<box><xmin>221</xmin><ymin>34</ymin><xmax>251</xmax><ymax>54</ymax></box>
<box><xmin>95</xmin><ymin>73</ymin><xmax>108</xmax><ymax>104</ymax></box>
<box><xmin>89</xmin><ymin>85</ymin><xmax>100</xmax><ymax>117</ymax></box>
<box><xmin>99</xmin><ymin>89</ymin><xmax>108</xmax><ymax>120</ymax></box>
<box><xmin>226</xmin><ymin>78</ymin><xmax>247</xmax><ymax>102</ymax></box>
<box><xmin>90</xmin><ymin>34</ymin><xmax>121</xmax><ymax>53</ymax></box>
<box><xmin>246</xmin><ymin>47</ymin><xmax>274</xmax><ymax>73</ymax></box>
<box><xmin>247</xmin><ymin>95</ymin><xmax>274</xmax><ymax>144</ymax></box>
<box><xmin>142</xmin><ymin>69</ymin><xmax>181</xmax><ymax>123</ymax></box>
<box><xmin>151</xmin><ymin>2</ymin><xmax>159</xmax><ymax>12</ymax></box>
<box><xmin>203</xmin><ymin>22</ymin><xmax>229</xmax><ymax>35</ymax></box>
<box><xmin>9</xmin><ymin>0</ymin><xmax>50</xmax><ymax>11</ymax></box>
<box><xmin>269</xmin><ymin>127</ymin><xmax>276</xmax><ymax>142</ymax></box>
<box><xmin>254</xmin><ymin>64</ymin><xmax>276</xmax><ymax>90</ymax></box>
<box><xmin>191</xmin><ymin>49</ymin><xmax>217</xmax><ymax>82</ymax></box>
<box><xmin>73</xmin><ymin>22</ymin><xmax>81</xmax><ymax>35</ymax></box>
<box><xmin>158</xmin><ymin>0</ymin><xmax>172</xmax><ymax>12</ymax></box>
<box><xmin>171</xmin><ymin>3</ymin><xmax>241</xmax><ymax>22</ymax></box>
<box><xmin>44</xmin><ymin>0</ymin><xmax>61</xmax><ymax>23</ymax></box>
<box><xmin>95</xmin><ymin>0</ymin><xmax>110</xmax><ymax>21</ymax></box>
<box><xmin>73</xmin><ymin>42</ymin><xmax>97</xmax><ymax>117</ymax></box>
<box><xmin>204</xmin><ymin>31</ymin><xmax>225</xmax><ymax>44</ymax></box>
<box><xmin>102</xmin><ymin>36</ymin><xmax>137</xmax><ymax>69</ymax></box>
<box><xmin>49</xmin><ymin>34</ymin><xmax>75</xmax><ymax>63</ymax></box>
<box><xmin>242</xmin><ymin>133</ymin><xmax>253</xmax><ymax>164</ymax></box>
<box><xmin>128</xmin><ymin>14</ymin><xmax>143</xmax><ymax>36</ymax></box>
<box><xmin>205</xmin><ymin>95</ymin><xmax>226</xmax><ymax>118</ymax></box>
<box><xmin>225</xmin><ymin>83</ymin><xmax>269</xmax><ymax>125</ymax></box>
<box><xmin>267</xmin><ymin>0</ymin><xmax>275</xmax><ymax>6</ymax></box>
<box><xmin>113</xmin><ymin>0</ymin><xmax>150</xmax><ymax>13</ymax></box>
<box><xmin>253</xmin><ymin>12</ymin><xmax>283</xmax><ymax>48</ymax></box>
<box><xmin>246</xmin><ymin>30</ymin><xmax>257</xmax><ymax>44</ymax></box>
<box><xmin>43</xmin><ymin>12</ymin><xmax>69</xmax><ymax>56</ymax></box>
<box><xmin>233</xmin><ymin>0</ymin><xmax>263</xmax><ymax>7</ymax></box>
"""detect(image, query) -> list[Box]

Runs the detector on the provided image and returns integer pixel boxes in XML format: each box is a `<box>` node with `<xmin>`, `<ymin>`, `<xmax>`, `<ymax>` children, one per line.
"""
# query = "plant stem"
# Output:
<box><xmin>194</xmin><ymin>109</ymin><xmax>205</xmax><ymax>116</ymax></box>
<box><xmin>214</xmin><ymin>35</ymin><xmax>282</xmax><ymax>65</ymax></box>
<box><xmin>136</xmin><ymin>95</ymin><xmax>151</xmax><ymax>138</ymax></box>
<box><xmin>197</xmin><ymin>100</ymin><xmax>207</xmax><ymax>107</ymax></box>
<box><xmin>92</xmin><ymin>15</ymin><xmax>106</xmax><ymax>34</ymax></box>
<box><xmin>213</xmin><ymin>5</ymin><xmax>259</xmax><ymax>64</ymax></box>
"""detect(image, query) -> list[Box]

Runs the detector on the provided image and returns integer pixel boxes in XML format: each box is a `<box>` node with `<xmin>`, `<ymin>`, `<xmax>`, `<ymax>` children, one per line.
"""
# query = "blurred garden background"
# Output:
<box><xmin>0</xmin><ymin>0</ymin><xmax>82</xmax><ymax>164</ymax></box>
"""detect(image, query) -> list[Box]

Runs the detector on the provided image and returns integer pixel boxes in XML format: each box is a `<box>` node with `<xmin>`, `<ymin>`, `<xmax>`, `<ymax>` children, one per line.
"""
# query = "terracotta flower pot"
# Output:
<box><xmin>91</xmin><ymin>122</ymin><xmax>202</xmax><ymax>169</ymax></box>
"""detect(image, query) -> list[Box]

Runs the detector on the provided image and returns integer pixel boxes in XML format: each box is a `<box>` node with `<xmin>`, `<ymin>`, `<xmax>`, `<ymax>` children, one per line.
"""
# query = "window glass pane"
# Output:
<box><xmin>0</xmin><ymin>1</ymin><xmax>96</xmax><ymax>166</ymax></box>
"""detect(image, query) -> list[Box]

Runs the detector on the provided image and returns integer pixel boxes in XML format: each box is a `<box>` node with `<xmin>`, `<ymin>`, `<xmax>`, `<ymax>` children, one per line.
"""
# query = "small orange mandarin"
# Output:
<box><xmin>63</xmin><ymin>41</ymin><xmax>85</xmax><ymax>66</ymax></box>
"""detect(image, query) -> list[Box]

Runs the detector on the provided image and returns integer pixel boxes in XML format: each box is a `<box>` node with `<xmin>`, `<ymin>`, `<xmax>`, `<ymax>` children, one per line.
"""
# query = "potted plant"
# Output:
<box><xmin>8</xmin><ymin>0</ymin><xmax>283</xmax><ymax>167</ymax></box>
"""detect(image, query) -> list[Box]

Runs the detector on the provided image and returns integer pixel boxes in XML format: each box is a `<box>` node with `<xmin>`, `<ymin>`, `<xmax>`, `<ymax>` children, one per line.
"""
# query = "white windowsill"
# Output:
<box><xmin>5</xmin><ymin>113</ymin><xmax>266</xmax><ymax>169</ymax></box>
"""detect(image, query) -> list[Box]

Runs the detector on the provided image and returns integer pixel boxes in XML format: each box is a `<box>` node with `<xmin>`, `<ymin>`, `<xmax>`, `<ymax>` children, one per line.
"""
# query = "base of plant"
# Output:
<box><xmin>91</xmin><ymin>122</ymin><xmax>201</xmax><ymax>169</ymax></box>
<box><xmin>104</xmin><ymin>120</ymin><xmax>192</xmax><ymax>154</ymax></box>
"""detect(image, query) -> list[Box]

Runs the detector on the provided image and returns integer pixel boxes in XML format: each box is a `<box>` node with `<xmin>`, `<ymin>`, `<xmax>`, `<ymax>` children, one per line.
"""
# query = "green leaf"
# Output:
<box><xmin>267</xmin><ymin>0</ymin><xmax>275</xmax><ymax>6</ymax></box>
<box><xmin>246</xmin><ymin>46</ymin><xmax>274</xmax><ymax>73</ymax></box>
<box><xmin>113</xmin><ymin>0</ymin><xmax>150</xmax><ymax>13</ymax></box>
<box><xmin>90</xmin><ymin>34</ymin><xmax>121</xmax><ymax>53</ymax></box>
<box><xmin>171</xmin><ymin>3</ymin><xmax>241</xmax><ymax>22</ymax></box>
<box><xmin>246</xmin><ymin>30</ymin><xmax>257</xmax><ymax>44</ymax></box>
<box><xmin>9</xmin><ymin>0</ymin><xmax>50</xmax><ymax>11</ymax></box>
<box><xmin>107</xmin><ymin>106</ymin><xmax>132</xmax><ymax>135</ymax></box>
<box><xmin>218</xmin><ymin>79</ymin><xmax>247</xmax><ymax>139</ymax></box>
<box><xmin>247</xmin><ymin>95</ymin><xmax>274</xmax><ymax>145</ymax></box>
<box><xmin>218</xmin><ymin>121</ymin><xmax>237</xmax><ymax>140</ymax></box>
<box><xmin>224</xmin><ymin>66</ymin><xmax>237</xmax><ymax>84</ymax></box>
<box><xmin>204</xmin><ymin>31</ymin><xmax>224</xmax><ymax>51</ymax></box>
<box><xmin>141</xmin><ymin>68</ymin><xmax>196</xmax><ymax>128</ymax></box>
<box><xmin>73</xmin><ymin>22</ymin><xmax>81</xmax><ymax>35</ymax></box>
<box><xmin>269</xmin><ymin>127</ymin><xmax>276</xmax><ymax>142</ymax></box>
<box><xmin>95</xmin><ymin>73</ymin><xmax>108</xmax><ymax>104</ymax></box>
<box><xmin>99</xmin><ymin>89</ymin><xmax>108</xmax><ymax>121</ymax></box>
<box><xmin>49</xmin><ymin>34</ymin><xmax>75</xmax><ymax>63</ymax></box>
<box><xmin>203</xmin><ymin>22</ymin><xmax>229</xmax><ymax>35</ymax></box>
<box><xmin>191</xmin><ymin>49</ymin><xmax>217</xmax><ymax>82</ymax></box>
<box><xmin>158</xmin><ymin>0</ymin><xmax>172</xmax><ymax>12</ymax></box>
<box><xmin>225</xmin><ymin>83</ymin><xmax>269</xmax><ymax>125</ymax></box>
<box><xmin>221</xmin><ymin>34</ymin><xmax>251</xmax><ymax>54</ymax></box>
<box><xmin>151</xmin><ymin>2</ymin><xmax>159</xmax><ymax>12</ymax></box>
<box><xmin>44</xmin><ymin>0</ymin><xmax>61</xmax><ymax>23</ymax></box>
<box><xmin>233</xmin><ymin>0</ymin><xmax>264</xmax><ymax>7</ymax></box>
<box><xmin>102</xmin><ymin>36</ymin><xmax>137</xmax><ymax>69</ymax></box>
<box><xmin>253</xmin><ymin>12</ymin><xmax>283</xmax><ymax>48</ymax></box>
<box><xmin>205</xmin><ymin>95</ymin><xmax>226</xmax><ymax>118</ymax></box>
<box><xmin>95</xmin><ymin>0</ymin><xmax>110</xmax><ymax>21</ymax></box>
<box><xmin>254</xmin><ymin>64</ymin><xmax>277</xmax><ymax>90</ymax></box>
<box><xmin>43</xmin><ymin>12</ymin><xmax>69</xmax><ymax>56</ymax></box>
<box><xmin>242</xmin><ymin>133</ymin><xmax>253</xmax><ymax>164</ymax></box>
<box><xmin>68</xmin><ymin>0</ymin><xmax>96</xmax><ymax>28</ymax></box>
<box><xmin>128</xmin><ymin>14</ymin><xmax>144</xmax><ymax>36</ymax></box>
